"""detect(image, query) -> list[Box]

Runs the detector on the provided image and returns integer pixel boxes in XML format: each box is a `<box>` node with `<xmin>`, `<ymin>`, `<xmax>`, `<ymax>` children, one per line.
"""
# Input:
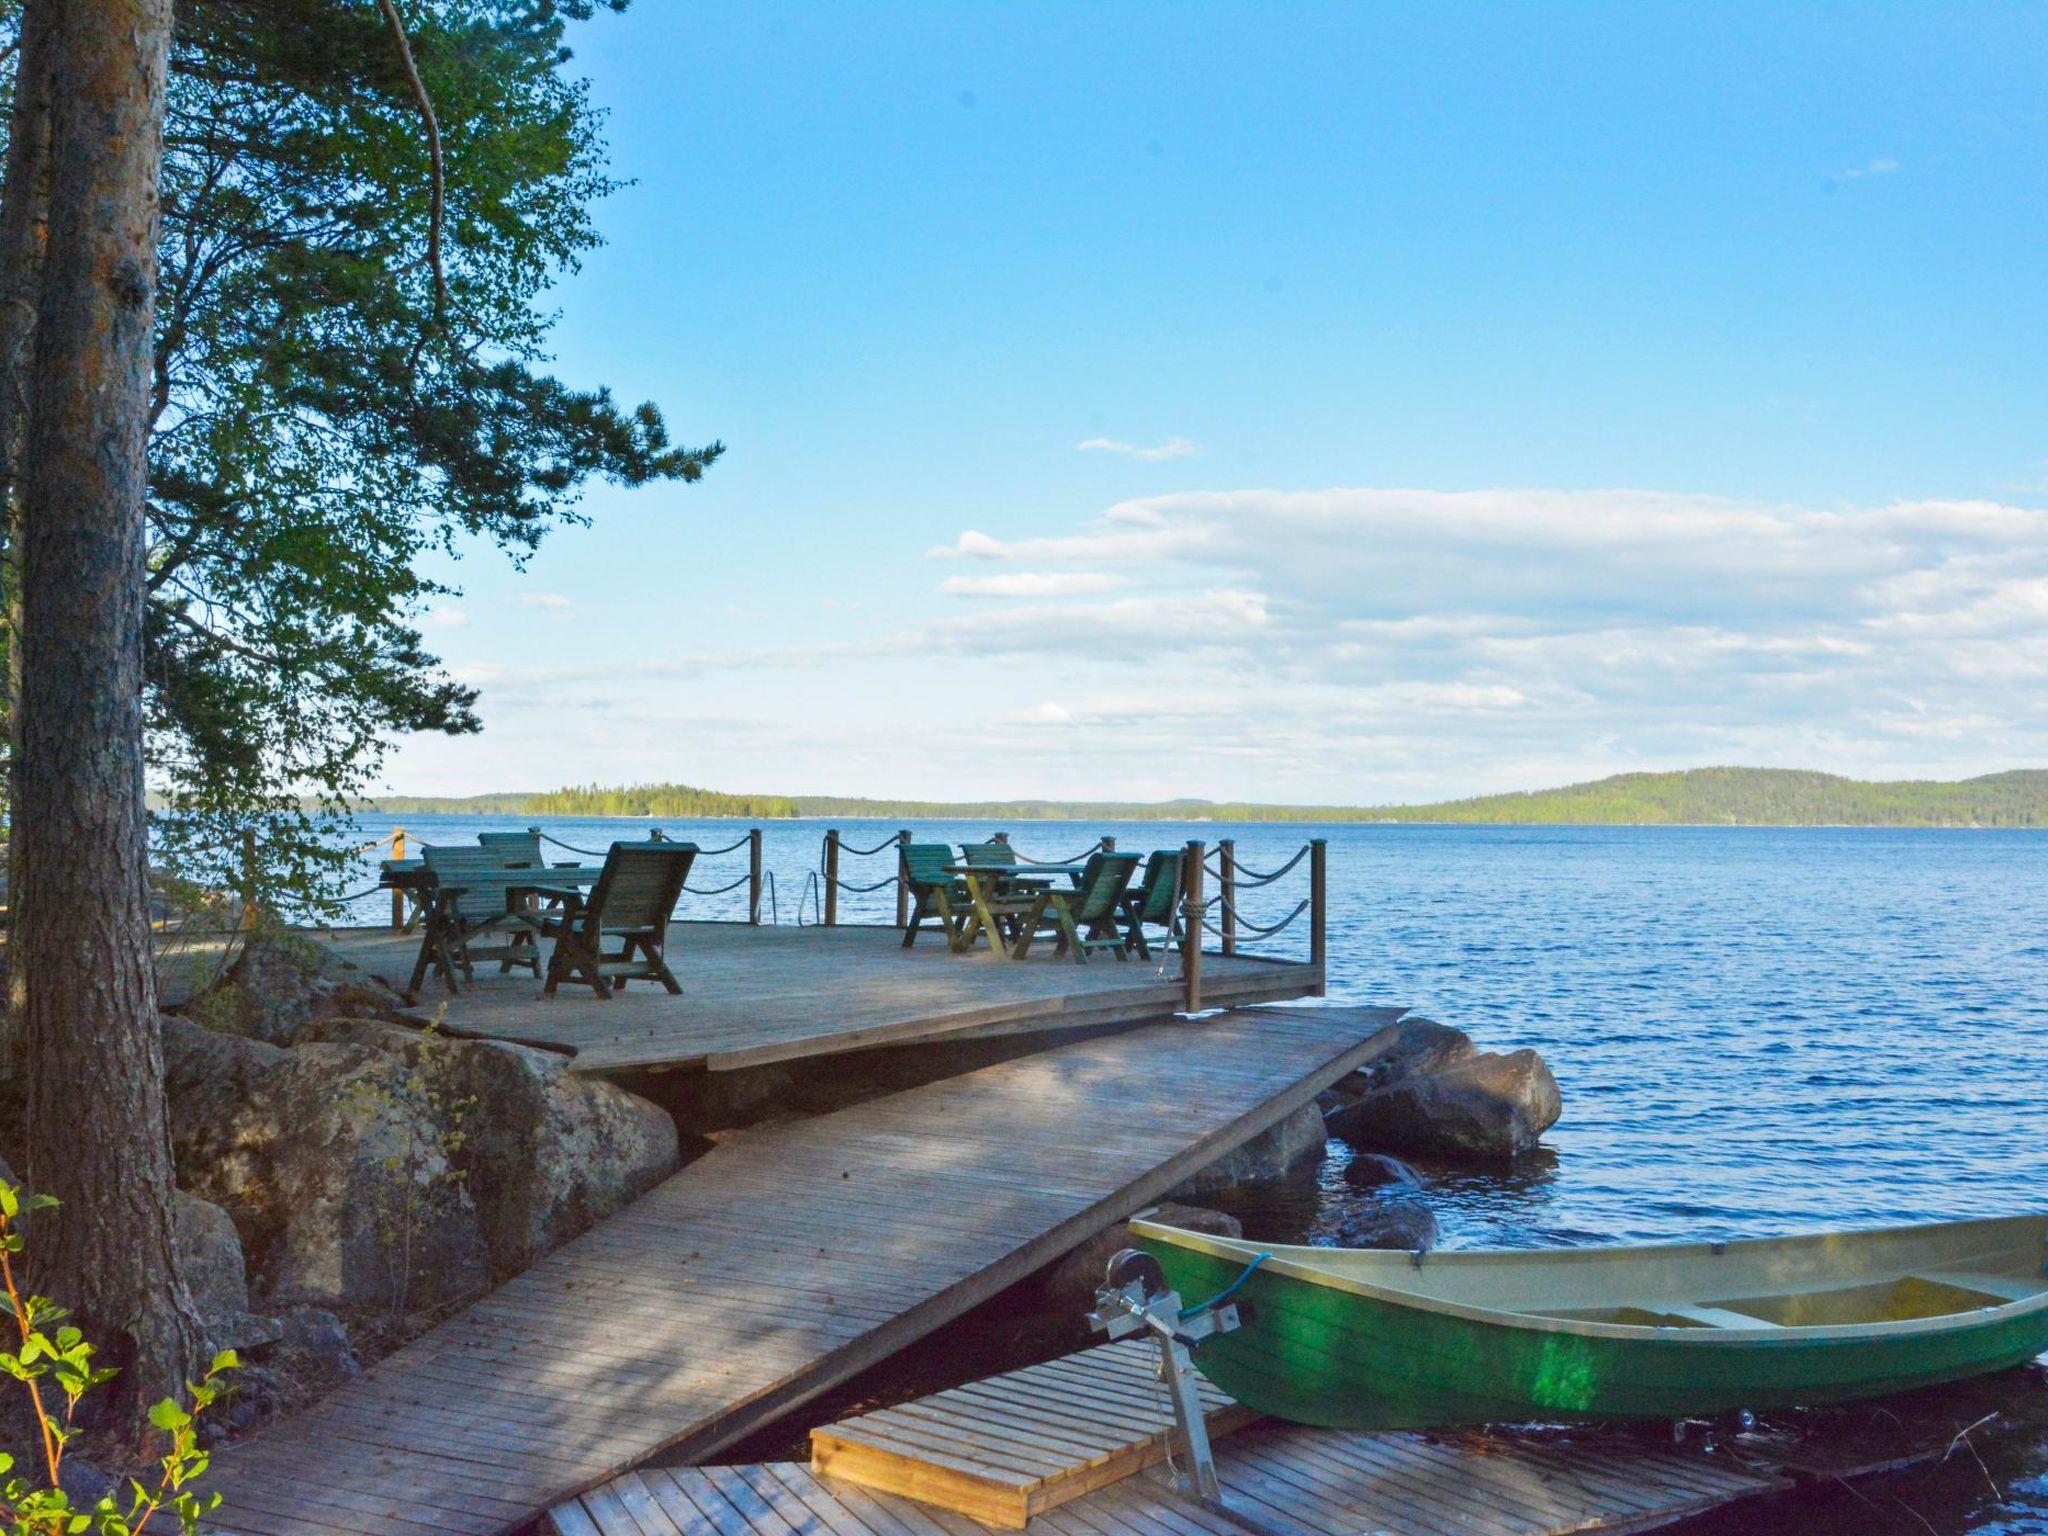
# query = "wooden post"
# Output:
<box><xmin>1182</xmin><ymin>838</ymin><xmax>1204</xmax><ymax>1015</ymax></box>
<box><xmin>894</xmin><ymin>829</ymin><xmax>911</xmax><ymax>928</ymax></box>
<box><xmin>748</xmin><ymin>828</ymin><xmax>764</xmax><ymax>925</ymax></box>
<box><xmin>823</xmin><ymin>829</ymin><xmax>840</xmax><ymax>927</ymax></box>
<box><xmin>389</xmin><ymin>827</ymin><xmax>408</xmax><ymax>929</ymax></box>
<box><xmin>1309</xmin><ymin>837</ymin><xmax>1328</xmax><ymax>996</ymax></box>
<box><xmin>1218</xmin><ymin>838</ymin><xmax>1237</xmax><ymax>957</ymax></box>
<box><xmin>1101</xmin><ymin>835</ymin><xmax>1116</xmax><ymax>854</ymax></box>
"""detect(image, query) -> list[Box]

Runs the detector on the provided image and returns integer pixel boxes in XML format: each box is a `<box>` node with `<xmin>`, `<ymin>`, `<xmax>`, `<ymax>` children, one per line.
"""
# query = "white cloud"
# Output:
<box><xmin>396</xmin><ymin>484</ymin><xmax>2048</xmax><ymax>802</ymax></box>
<box><xmin>1076</xmin><ymin>434</ymin><xmax>1200</xmax><ymax>461</ymax></box>
<box><xmin>1840</xmin><ymin>157</ymin><xmax>1900</xmax><ymax>180</ymax></box>
<box><xmin>422</xmin><ymin>603</ymin><xmax>468</xmax><ymax>630</ymax></box>
<box><xmin>517</xmin><ymin>592</ymin><xmax>574</xmax><ymax>612</ymax></box>
<box><xmin>940</xmin><ymin>571</ymin><xmax>1129</xmax><ymax>598</ymax></box>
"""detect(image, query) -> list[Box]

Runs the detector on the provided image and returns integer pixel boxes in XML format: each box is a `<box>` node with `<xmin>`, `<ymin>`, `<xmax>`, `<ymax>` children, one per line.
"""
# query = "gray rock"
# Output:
<box><xmin>1028</xmin><ymin>1203</ymin><xmax>1243</xmax><ymax>1321</ymax></box>
<box><xmin>162</xmin><ymin>1015</ymin><xmax>490</xmax><ymax>1319</ymax></box>
<box><xmin>276</xmin><ymin>1307</ymin><xmax>361</xmax><ymax>1386</ymax></box>
<box><xmin>1332</xmin><ymin>1197</ymin><xmax>1439</xmax><ymax>1252</ymax></box>
<box><xmin>1168</xmin><ymin>1102</ymin><xmax>1328</xmax><ymax>1200</ymax></box>
<box><xmin>173</xmin><ymin>1189</ymin><xmax>279</xmax><ymax>1351</ymax></box>
<box><xmin>1326</xmin><ymin>1016</ymin><xmax>1478</xmax><ymax>1104</ymax></box>
<box><xmin>1342</xmin><ymin>1152</ymin><xmax>1421</xmax><ymax>1189</ymax></box>
<box><xmin>1328</xmin><ymin>1048</ymin><xmax>1561</xmax><ymax>1164</ymax></box>
<box><xmin>188</xmin><ymin>933</ymin><xmax>404</xmax><ymax>1046</ymax></box>
<box><xmin>306</xmin><ymin>1020</ymin><xmax>679</xmax><ymax>1279</ymax></box>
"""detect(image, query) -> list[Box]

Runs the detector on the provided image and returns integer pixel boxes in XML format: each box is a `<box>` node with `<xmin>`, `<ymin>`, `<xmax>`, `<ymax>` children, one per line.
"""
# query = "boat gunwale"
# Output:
<box><xmin>1131</xmin><ymin>1214</ymin><xmax>2048</xmax><ymax>1346</ymax></box>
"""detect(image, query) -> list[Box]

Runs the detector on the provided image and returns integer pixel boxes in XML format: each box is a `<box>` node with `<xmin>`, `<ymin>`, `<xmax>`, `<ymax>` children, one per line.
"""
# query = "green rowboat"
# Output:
<box><xmin>1132</xmin><ymin>1213</ymin><xmax>2048</xmax><ymax>1430</ymax></box>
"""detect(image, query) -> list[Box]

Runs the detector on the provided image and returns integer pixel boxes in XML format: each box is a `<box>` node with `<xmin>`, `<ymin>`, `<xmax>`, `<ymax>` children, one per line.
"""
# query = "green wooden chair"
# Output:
<box><xmin>530</xmin><ymin>841</ymin><xmax>698</xmax><ymax>999</ymax></box>
<box><xmin>1011</xmin><ymin>852</ymin><xmax>1141</xmax><ymax>963</ymax></box>
<box><xmin>477</xmin><ymin>829</ymin><xmax>544</xmax><ymax>868</ymax></box>
<box><xmin>901</xmin><ymin>843</ymin><xmax>971</xmax><ymax>949</ymax></box>
<box><xmin>958</xmin><ymin>841</ymin><xmax>1018</xmax><ymax>870</ymax></box>
<box><xmin>407</xmin><ymin>843</ymin><xmax>545</xmax><ymax>995</ymax></box>
<box><xmin>1121</xmin><ymin>848</ymin><xmax>1187</xmax><ymax>960</ymax></box>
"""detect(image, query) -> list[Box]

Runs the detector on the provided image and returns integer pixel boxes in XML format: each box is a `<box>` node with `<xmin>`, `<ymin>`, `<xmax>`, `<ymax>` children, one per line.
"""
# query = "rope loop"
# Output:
<box><xmin>1201</xmin><ymin>896</ymin><xmax>1309</xmax><ymax>940</ymax></box>
<box><xmin>835</xmin><ymin>833</ymin><xmax>903</xmax><ymax>857</ymax></box>
<box><xmin>536</xmin><ymin>830</ymin><xmax>610</xmax><ymax>858</ymax></box>
<box><xmin>1005</xmin><ymin>838</ymin><xmax>1105</xmax><ymax>867</ymax></box>
<box><xmin>683</xmin><ymin>873</ymin><xmax>752</xmax><ymax>896</ymax></box>
<box><xmin>689</xmin><ymin>833</ymin><xmax>754</xmax><ymax>857</ymax></box>
<box><xmin>1220</xmin><ymin>844</ymin><xmax>1311</xmax><ymax>888</ymax></box>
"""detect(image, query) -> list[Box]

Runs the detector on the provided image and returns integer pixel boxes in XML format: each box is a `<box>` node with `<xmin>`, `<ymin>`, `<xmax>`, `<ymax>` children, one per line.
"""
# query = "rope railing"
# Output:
<box><xmin>682</xmin><ymin>871</ymin><xmax>752</xmax><ymax>896</ymax></box>
<box><xmin>1201</xmin><ymin>896</ymin><xmax>1310</xmax><ymax>941</ymax></box>
<box><xmin>834</xmin><ymin>832</ymin><xmax>903</xmax><ymax>858</ymax></box>
<box><xmin>1205</xmin><ymin>842</ymin><xmax>1309</xmax><ymax>888</ymax></box>
<box><xmin>992</xmin><ymin>837</ymin><xmax>1107</xmax><ymax>867</ymax></box>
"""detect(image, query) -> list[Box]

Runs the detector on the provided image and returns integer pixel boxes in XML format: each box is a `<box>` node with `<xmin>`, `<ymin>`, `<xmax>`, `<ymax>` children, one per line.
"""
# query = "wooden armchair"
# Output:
<box><xmin>1011</xmin><ymin>852</ymin><xmax>1141</xmax><ymax>963</ymax></box>
<box><xmin>1121</xmin><ymin>849</ymin><xmax>1187</xmax><ymax>960</ymax></box>
<box><xmin>531</xmin><ymin>841</ymin><xmax>697</xmax><ymax>999</ymax></box>
<box><xmin>900</xmin><ymin>842</ymin><xmax>969</xmax><ymax>949</ymax></box>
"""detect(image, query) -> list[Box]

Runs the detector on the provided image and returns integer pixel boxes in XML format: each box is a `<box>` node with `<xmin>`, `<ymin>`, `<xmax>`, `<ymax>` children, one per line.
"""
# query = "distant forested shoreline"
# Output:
<box><xmin>340</xmin><ymin>767</ymin><xmax>2048</xmax><ymax>828</ymax></box>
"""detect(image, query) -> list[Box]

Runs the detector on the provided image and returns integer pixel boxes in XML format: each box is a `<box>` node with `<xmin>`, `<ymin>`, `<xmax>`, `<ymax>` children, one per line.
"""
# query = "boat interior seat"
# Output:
<box><xmin>1661</xmin><ymin>1305</ymin><xmax>1784</xmax><ymax>1329</ymax></box>
<box><xmin>1909</xmin><ymin>1271</ymin><xmax>2048</xmax><ymax>1304</ymax></box>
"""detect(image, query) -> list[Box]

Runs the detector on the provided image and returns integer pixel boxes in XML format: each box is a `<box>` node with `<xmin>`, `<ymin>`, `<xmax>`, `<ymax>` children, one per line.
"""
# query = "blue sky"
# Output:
<box><xmin>393</xmin><ymin>2</ymin><xmax>2048</xmax><ymax>802</ymax></box>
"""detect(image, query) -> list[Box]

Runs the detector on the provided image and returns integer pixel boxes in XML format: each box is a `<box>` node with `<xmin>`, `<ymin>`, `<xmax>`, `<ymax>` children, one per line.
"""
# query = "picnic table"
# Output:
<box><xmin>943</xmin><ymin>862</ymin><xmax>1087</xmax><ymax>958</ymax></box>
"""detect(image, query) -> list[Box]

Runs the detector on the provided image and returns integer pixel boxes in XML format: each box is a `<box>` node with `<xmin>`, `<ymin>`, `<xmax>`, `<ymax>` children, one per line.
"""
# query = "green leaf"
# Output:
<box><xmin>209</xmin><ymin>1348</ymin><xmax>240</xmax><ymax>1373</ymax></box>
<box><xmin>0</xmin><ymin>1180</ymin><xmax>18</xmax><ymax>1219</ymax></box>
<box><xmin>148</xmin><ymin>1398</ymin><xmax>192</xmax><ymax>1432</ymax></box>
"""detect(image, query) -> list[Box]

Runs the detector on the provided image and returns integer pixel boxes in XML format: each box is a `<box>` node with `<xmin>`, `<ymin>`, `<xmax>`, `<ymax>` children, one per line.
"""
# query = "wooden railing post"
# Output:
<box><xmin>823</xmin><ymin>829</ymin><xmax>840</xmax><ymax>927</ymax></box>
<box><xmin>1100</xmin><ymin>835</ymin><xmax>1116</xmax><ymax>854</ymax></box>
<box><xmin>894</xmin><ymin>829</ymin><xmax>911</xmax><ymax>927</ymax></box>
<box><xmin>1217</xmin><ymin>838</ymin><xmax>1237</xmax><ymax>957</ymax></box>
<box><xmin>390</xmin><ymin>826</ymin><xmax>407</xmax><ymax>930</ymax></box>
<box><xmin>1182</xmin><ymin>838</ymin><xmax>1204</xmax><ymax>1015</ymax></box>
<box><xmin>1310</xmin><ymin>837</ymin><xmax>1328</xmax><ymax>996</ymax></box>
<box><xmin>748</xmin><ymin>828</ymin><xmax>764</xmax><ymax>925</ymax></box>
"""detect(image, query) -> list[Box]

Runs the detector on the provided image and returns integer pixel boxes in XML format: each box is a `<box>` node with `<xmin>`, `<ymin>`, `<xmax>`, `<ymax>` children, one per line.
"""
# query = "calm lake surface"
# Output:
<box><xmin>336</xmin><ymin>816</ymin><xmax>2048</xmax><ymax>1533</ymax></box>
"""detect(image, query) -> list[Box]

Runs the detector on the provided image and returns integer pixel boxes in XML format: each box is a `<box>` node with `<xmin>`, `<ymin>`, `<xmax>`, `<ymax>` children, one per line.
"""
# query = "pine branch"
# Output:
<box><xmin>373</xmin><ymin>0</ymin><xmax>448</xmax><ymax>329</ymax></box>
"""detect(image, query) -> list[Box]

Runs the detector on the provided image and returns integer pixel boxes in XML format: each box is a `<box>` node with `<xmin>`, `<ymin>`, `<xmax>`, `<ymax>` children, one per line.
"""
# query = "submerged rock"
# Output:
<box><xmin>1342</xmin><ymin>1152</ymin><xmax>1422</xmax><ymax>1189</ymax></box>
<box><xmin>1168</xmin><ymin>1101</ymin><xmax>1328</xmax><ymax>1200</ymax></box>
<box><xmin>1328</xmin><ymin>1045</ymin><xmax>1560</xmax><ymax>1164</ymax></box>
<box><xmin>1331</xmin><ymin>1197</ymin><xmax>1439</xmax><ymax>1252</ymax></box>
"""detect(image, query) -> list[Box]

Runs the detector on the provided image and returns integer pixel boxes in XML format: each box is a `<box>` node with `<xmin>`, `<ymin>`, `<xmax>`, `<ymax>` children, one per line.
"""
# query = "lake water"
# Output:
<box><xmin>335</xmin><ymin>815</ymin><xmax>2048</xmax><ymax>1533</ymax></box>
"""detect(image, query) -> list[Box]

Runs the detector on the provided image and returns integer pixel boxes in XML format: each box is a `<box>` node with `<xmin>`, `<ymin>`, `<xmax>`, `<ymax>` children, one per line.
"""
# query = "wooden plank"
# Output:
<box><xmin>205</xmin><ymin>1006</ymin><xmax>1399</xmax><ymax>1536</ymax></box>
<box><xmin>308</xmin><ymin>921</ymin><xmax>1321</xmax><ymax>1074</ymax></box>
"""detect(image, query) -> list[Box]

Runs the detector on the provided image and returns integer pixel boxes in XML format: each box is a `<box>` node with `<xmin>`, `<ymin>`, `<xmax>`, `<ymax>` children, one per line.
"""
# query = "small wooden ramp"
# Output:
<box><xmin>201</xmin><ymin>1005</ymin><xmax>1401</xmax><ymax>1536</ymax></box>
<box><xmin>809</xmin><ymin>1337</ymin><xmax>1255</xmax><ymax>1526</ymax></box>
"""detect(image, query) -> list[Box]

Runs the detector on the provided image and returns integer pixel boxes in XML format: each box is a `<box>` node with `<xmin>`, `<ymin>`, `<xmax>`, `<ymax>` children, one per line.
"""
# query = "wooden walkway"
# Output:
<box><xmin>200</xmin><ymin>1005</ymin><xmax>1400</xmax><ymax>1536</ymax></box>
<box><xmin>557</xmin><ymin>1339</ymin><xmax>2034</xmax><ymax>1536</ymax></box>
<box><xmin>317</xmin><ymin>922</ymin><xmax>1320</xmax><ymax>1073</ymax></box>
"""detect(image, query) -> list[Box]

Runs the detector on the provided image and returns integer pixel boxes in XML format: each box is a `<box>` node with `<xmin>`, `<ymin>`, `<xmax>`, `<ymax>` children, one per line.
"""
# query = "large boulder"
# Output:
<box><xmin>1168</xmin><ymin>1101</ymin><xmax>1328</xmax><ymax>1201</ymax></box>
<box><xmin>161</xmin><ymin>1016</ymin><xmax>490</xmax><ymax>1319</ymax></box>
<box><xmin>308</xmin><ymin>1020</ymin><xmax>679</xmax><ymax>1277</ymax></box>
<box><xmin>1325</xmin><ymin>1016</ymin><xmax>1477</xmax><ymax>1103</ymax></box>
<box><xmin>1027</xmin><ymin>1203</ymin><xmax>1242</xmax><ymax>1321</ymax></box>
<box><xmin>1327</xmin><ymin>1047</ymin><xmax>1560</xmax><ymax>1164</ymax></box>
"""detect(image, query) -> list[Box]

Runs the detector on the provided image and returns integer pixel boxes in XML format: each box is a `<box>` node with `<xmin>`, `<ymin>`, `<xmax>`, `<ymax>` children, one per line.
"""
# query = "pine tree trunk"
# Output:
<box><xmin>13</xmin><ymin>0</ymin><xmax>200</xmax><ymax>1413</ymax></box>
<box><xmin>0</xmin><ymin>0</ymin><xmax>60</xmax><ymax>1060</ymax></box>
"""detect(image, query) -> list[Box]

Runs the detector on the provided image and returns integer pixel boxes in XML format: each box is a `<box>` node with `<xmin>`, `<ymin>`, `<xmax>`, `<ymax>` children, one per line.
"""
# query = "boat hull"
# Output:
<box><xmin>1138</xmin><ymin>1231</ymin><xmax>2048</xmax><ymax>1430</ymax></box>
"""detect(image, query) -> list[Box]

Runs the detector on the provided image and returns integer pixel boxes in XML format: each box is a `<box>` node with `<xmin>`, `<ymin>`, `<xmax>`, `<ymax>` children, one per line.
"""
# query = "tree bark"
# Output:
<box><xmin>14</xmin><ymin>0</ymin><xmax>201</xmax><ymax>1414</ymax></box>
<box><xmin>0</xmin><ymin>0</ymin><xmax>60</xmax><ymax>1060</ymax></box>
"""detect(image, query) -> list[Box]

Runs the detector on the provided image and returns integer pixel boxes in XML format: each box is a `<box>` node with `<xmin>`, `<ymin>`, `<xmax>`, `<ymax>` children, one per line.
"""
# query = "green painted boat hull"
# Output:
<box><xmin>1137</xmin><ymin>1223</ymin><xmax>2048</xmax><ymax>1431</ymax></box>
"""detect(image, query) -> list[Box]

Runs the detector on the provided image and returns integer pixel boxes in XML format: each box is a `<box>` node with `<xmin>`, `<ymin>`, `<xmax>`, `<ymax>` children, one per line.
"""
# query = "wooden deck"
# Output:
<box><xmin>557</xmin><ymin>1338</ymin><xmax>2036</xmax><ymax>1536</ymax></box>
<box><xmin>315</xmin><ymin>921</ymin><xmax>1320</xmax><ymax>1073</ymax></box>
<box><xmin>200</xmin><ymin>1005</ymin><xmax>1400</xmax><ymax>1536</ymax></box>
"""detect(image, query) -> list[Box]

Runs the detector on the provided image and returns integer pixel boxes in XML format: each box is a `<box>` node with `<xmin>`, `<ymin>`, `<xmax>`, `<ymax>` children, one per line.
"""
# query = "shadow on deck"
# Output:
<box><xmin>316</xmin><ymin>921</ymin><xmax>1322</xmax><ymax>1073</ymax></box>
